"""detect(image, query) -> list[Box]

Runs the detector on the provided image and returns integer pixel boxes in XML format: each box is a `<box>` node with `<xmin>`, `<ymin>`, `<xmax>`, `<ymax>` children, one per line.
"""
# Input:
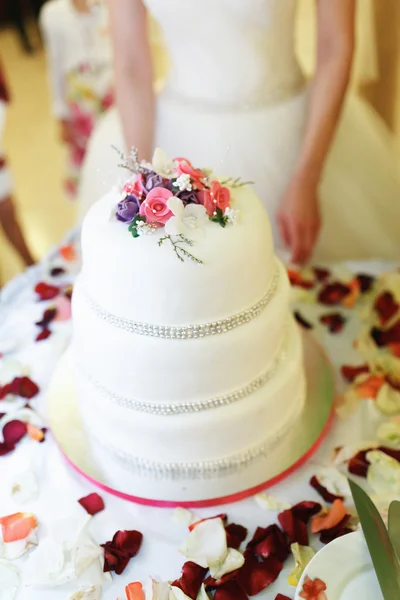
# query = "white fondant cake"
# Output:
<box><xmin>72</xmin><ymin>150</ymin><xmax>306</xmax><ymax>501</ymax></box>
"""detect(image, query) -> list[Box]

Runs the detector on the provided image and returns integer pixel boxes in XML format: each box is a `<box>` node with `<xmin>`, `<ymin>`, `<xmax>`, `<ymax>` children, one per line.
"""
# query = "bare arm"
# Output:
<box><xmin>278</xmin><ymin>0</ymin><xmax>355</xmax><ymax>264</ymax></box>
<box><xmin>107</xmin><ymin>0</ymin><xmax>155</xmax><ymax>160</ymax></box>
<box><xmin>295</xmin><ymin>0</ymin><xmax>356</xmax><ymax>182</ymax></box>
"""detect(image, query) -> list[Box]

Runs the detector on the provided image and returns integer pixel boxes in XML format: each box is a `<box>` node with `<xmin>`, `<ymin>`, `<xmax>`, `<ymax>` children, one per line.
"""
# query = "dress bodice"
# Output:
<box><xmin>144</xmin><ymin>0</ymin><xmax>304</xmax><ymax>108</ymax></box>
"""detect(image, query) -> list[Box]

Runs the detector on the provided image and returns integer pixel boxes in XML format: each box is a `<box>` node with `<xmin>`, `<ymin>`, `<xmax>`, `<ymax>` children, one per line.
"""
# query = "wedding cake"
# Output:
<box><xmin>72</xmin><ymin>149</ymin><xmax>306</xmax><ymax>502</ymax></box>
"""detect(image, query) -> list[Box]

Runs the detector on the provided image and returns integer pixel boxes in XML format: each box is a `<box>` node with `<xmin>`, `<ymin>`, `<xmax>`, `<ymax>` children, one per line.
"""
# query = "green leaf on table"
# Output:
<box><xmin>388</xmin><ymin>500</ymin><xmax>400</xmax><ymax>561</ymax></box>
<box><xmin>349</xmin><ymin>479</ymin><xmax>400</xmax><ymax>600</ymax></box>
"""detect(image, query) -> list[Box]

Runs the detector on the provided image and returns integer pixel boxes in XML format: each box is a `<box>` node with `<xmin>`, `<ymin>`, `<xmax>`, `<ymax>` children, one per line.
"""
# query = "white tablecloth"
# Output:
<box><xmin>0</xmin><ymin>245</ymin><xmax>396</xmax><ymax>600</ymax></box>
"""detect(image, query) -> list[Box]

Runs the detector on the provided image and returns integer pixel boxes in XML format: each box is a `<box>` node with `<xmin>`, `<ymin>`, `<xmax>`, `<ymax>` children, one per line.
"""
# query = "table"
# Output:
<box><xmin>0</xmin><ymin>239</ymin><xmax>397</xmax><ymax>600</ymax></box>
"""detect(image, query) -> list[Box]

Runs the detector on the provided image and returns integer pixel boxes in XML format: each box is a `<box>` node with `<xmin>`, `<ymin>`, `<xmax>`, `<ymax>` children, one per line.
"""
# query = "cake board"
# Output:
<box><xmin>47</xmin><ymin>330</ymin><xmax>335</xmax><ymax>508</ymax></box>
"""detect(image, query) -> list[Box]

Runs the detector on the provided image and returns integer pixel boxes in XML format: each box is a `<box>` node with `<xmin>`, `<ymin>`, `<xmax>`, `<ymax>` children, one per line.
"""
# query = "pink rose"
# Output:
<box><xmin>124</xmin><ymin>174</ymin><xmax>145</xmax><ymax>199</ymax></box>
<box><xmin>201</xmin><ymin>181</ymin><xmax>231</xmax><ymax>216</ymax></box>
<box><xmin>174</xmin><ymin>157</ymin><xmax>207</xmax><ymax>190</ymax></box>
<box><xmin>139</xmin><ymin>187</ymin><xmax>174</xmax><ymax>224</ymax></box>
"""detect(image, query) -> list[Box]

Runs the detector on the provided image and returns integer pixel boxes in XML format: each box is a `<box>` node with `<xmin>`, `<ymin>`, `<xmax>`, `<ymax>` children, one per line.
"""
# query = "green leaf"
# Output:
<box><xmin>349</xmin><ymin>479</ymin><xmax>400</xmax><ymax>599</ymax></box>
<box><xmin>388</xmin><ymin>501</ymin><xmax>400</xmax><ymax>561</ymax></box>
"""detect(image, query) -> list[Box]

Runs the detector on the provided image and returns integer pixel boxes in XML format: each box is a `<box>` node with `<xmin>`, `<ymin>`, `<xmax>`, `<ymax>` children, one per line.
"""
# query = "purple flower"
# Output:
<box><xmin>177</xmin><ymin>189</ymin><xmax>201</xmax><ymax>204</ymax></box>
<box><xmin>116</xmin><ymin>195</ymin><xmax>140</xmax><ymax>223</ymax></box>
<box><xmin>142</xmin><ymin>170</ymin><xmax>165</xmax><ymax>193</ymax></box>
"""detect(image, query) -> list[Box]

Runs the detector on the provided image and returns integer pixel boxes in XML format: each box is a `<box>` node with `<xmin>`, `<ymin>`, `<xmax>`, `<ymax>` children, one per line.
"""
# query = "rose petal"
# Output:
<box><xmin>371</xmin><ymin>319</ymin><xmax>400</xmax><ymax>347</ymax></box>
<box><xmin>367</xmin><ymin>450</ymin><xmax>400</xmax><ymax>495</ymax></box>
<box><xmin>311</xmin><ymin>499</ymin><xmax>347</xmax><ymax>534</ymax></box>
<box><xmin>24</xmin><ymin>537</ymin><xmax>65</xmax><ymax>585</ymax></box>
<box><xmin>0</xmin><ymin>442</ymin><xmax>15</xmax><ymax>456</ymax></box>
<box><xmin>356</xmin><ymin>274</ymin><xmax>375</xmax><ymax>293</ymax></box>
<box><xmin>172</xmin><ymin>561</ymin><xmax>208</xmax><ymax>599</ymax></box>
<box><xmin>68</xmin><ymin>586</ymin><xmax>102</xmax><ymax>600</ymax></box>
<box><xmin>291</xmin><ymin>502</ymin><xmax>322</xmax><ymax>523</ymax></box>
<box><xmin>54</xmin><ymin>295</ymin><xmax>72</xmax><ymax>321</ymax></box>
<box><xmin>189</xmin><ymin>514</ymin><xmax>227</xmax><ymax>532</ymax></box>
<box><xmin>26</xmin><ymin>424</ymin><xmax>45</xmax><ymax>442</ymax></box>
<box><xmin>278</xmin><ymin>510</ymin><xmax>308</xmax><ymax>546</ymax></box>
<box><xmin>36</xmin><ymin>329</ymin><xmax>52</xmax><ymax>342</ymax></box>
<box><xmin>34</xmin><ymin>282</ymin><xmax>60</xmax><ymax>301</ymax></box>
<box><xmin>254</xmin><ymin>494</ymin><xmax>291</xmax><ymax>512</ymax></box>
<box><xmin>320</xmin><ymin>313</ymin><xmax>346</xmax><ymax>334</ymax></box>
<box><xmin>125</xmin><ymin>582</ymin><xmax>144</xmax><ymax>600</ymax></box>
<box><xmin>12</xmin><ymin>377</ymin><xmax>39</xmax><ymax>399</ymax></box>
<box><xmin>36</xmin><ymin>307</ymin><xmax>57</xmax><ymax>328</ymax></box>
<box><xmin>348</xmin><ymin>449</ymin><xmax>372</xmax><ymax>477</ymax></box>
<box><xmin>287</xmin><ymin>543</ymin><xmax>315</xmax><ymax>586</ymax></box>
<box><xmin>377</xmin><ymin>419</ymin><xmax>400</xmax><ymax>449</ymax></box>
<box><xmin>59</xmin><ymin>244</ymin><xmax>77</xmax><ymax>262</ymax></box>
<box><xmin>309</xmin><ymin>475</ymin><xmax>344</xmax><ymax>503</ymax></box>
<box><xmin>214</xmin><ymin>580</ymin><xmax>248</xmax><ymax>600</ymax></box>
<box><xmin>318</xmin><ymin>282</ymin><xmax>350</xmax><ymax>305</ymax></box>
<box><xmin>274</xmin><ymin>595</ymin><xmax>292</xmax><ymax>600</ymax></box>
<box><xmin>170</xmin><ymin>586</ymin><xmax>197</xmax><ymax>600</ymax></box>
<box><xmin>101</xmin><ymin>529</ymin><xmax>143</xmax><ymax>575</ymax></box>
<box><xmin>340</xmin><ymin>364</ymin><xmax>370</xmax><ymax>383</ymax></box>
<box><xmin>294</xmin><ymin>311</ymin><xmax>313</xmax><ymax>330</ymax></box>
<box><xmin>75</xmin><ymin>534</ymin><xmax>103</xmax><ymax>577</ymax></box>
<box><xmin>287</xmin><ymin>269</ymin><xmax>315</xmax><ymax>290</ymax></box>
<box><xmin>204</xmin><ymin>569</ymin><xmax>240</xmax><ymax>589</ymax></box>
<box><xmin>249</xmin><ymin>525</ymin><xmax>290</xmax><ymax>562</ymax></box>
<box><xmin>11</xmin><ymin>471</ymin><xmax>39</xmax><ymax>505</ymax></box>
<box><xmin>236</xmin><ymin>553</ymin><xmax>283</xmax><ymax>595</ymax></box>
<box><xmin>355</xmin><ymin>375</ymin><xmax>385</xmax><ymax>399</ymax></box>
<box><xmin>172</xmin><ymin>508</ymin><xmax>197</xmax><ymax>527</ymax></box>
<box><xmin>180</xmin><ymin>518</ymin><xmax>228</xmax><ymax>569</ymax></box>
<box><xmin>50</xmin><ymin>267</ymin><xmax>66</xmax><ymax>277</ymax></box>
<box><xmin>376</xmin><ymin>382</ymin><xmax>400</xmax><ymax>415</ymax></box>
<box><xmin>0</xmin><ymin>560</ymin><xmax>20</xmax><ymax>600</ymax></box>
<box><xmin>209</xmin><ymin>548</ymin><xmax>245</xmax><ymax>580</ymax></box>
<box><xmin>313</xmin><ymin>267</ymin><xmax>331</xmax><ymax>282</ymax></box>
<box><xmin>78</xmin><ymin>493</ymin><xmax>105</xmax><ymax>516</ymax></box>
<box><xmin>374</xmin><ymin>292</ymin><xmax>399</xmax><ymax>326</ymax></box>
<box><xmin>0</xmin><ymin>512</ymin><xmax>37</xmax><ymax>543</ymax></box>
<box><xmin>319</xmin><ymin>515</ymin><xmax>353</xmax><ymax>544</ymax></box>
<box><xmin>225</xmin><ymin>523</ymin><xmax>248</xmax><ymax>550</ymax></box>
<box><xmin>2</xmin><ymin>421</ymin><xmax>27</xmax><ymax>445</ymax></box>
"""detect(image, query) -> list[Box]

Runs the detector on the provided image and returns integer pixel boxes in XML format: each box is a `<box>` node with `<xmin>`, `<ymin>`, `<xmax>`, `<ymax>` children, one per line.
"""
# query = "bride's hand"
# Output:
<box><xmin>277</xmin><ymin>174</ymin><xmax>321</xmax><ymax>265</ymax></box>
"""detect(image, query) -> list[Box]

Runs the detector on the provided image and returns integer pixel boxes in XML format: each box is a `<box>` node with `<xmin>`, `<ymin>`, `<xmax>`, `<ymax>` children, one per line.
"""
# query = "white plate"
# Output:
<box><xmin>295</xmin><ymin>531</ymin><xmax>384</xmax><ymax>600</ymax></box>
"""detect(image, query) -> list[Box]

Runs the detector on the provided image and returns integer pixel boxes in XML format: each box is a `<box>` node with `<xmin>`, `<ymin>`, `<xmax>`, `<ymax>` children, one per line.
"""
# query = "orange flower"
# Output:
<box><xmin>355</xmin><ymin>375</ymin><xmax>385</xmax><ymax>399</ymax></box>
<box><xmin>300</xmin><ymin>576</ymin><xmax>328</xmax><ymax>600</ymax></box>
<box><xmin>0</xmin><ymin>512</ymin><xmax>37</xmax><ymax>543</ymax></box>
<box><xmin>311</xmin><ymin>499</ymin><xmax>348</xmax><ymax>534</ymax></box>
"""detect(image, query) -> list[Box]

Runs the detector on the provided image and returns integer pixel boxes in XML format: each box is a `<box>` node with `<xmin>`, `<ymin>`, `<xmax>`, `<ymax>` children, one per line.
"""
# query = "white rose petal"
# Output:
<box><xmin>74</xmin><ymin>535</ymin><xmax>103</xmax><ymax>577</ymax></box>
<box><xmin>0</xmin><ymin>560</ymin><xmax>20</xmax><ymax>600</ymax></box>
<box><xmin>0</xmin><ymin>529</ymin><xmax>38</xmax><ymax>560</ymax></box>
<box><xmin>196</xmin><ymin>585</ymin><xmax>210</xmax><ymax>600</ymax></box>
<box><xmin>170</xmin><ymin>587</ymin><xmax>193</xmax><ymax>600</ymax></box>
<box><xmin>179</xmin><ymin>518</ymin><xmax>227</xmax><ymax>569</ymax></box>
<box><xmin>172</xmin><ymin>508</ymin><xmax>197</xmax><ymax>527</ymax></box>
<box><xmin>52</xmin><ymin>515</ymin><xmax>92</xmax><ymax>551</ymax></box>
<box><xmin>254</xmin><ymin>493</ymin><xmax>291</xmax><ymax>511</ymax></box>
<box><xmin>144</xmin><ymin>578</ymin><xmax>170</xmax><ymax>600</ymax></box>
<box><xmin>209</xmin><ymin>548</ymin><xmax>244</xmax><ymax>579</ymax></box>
<box><xmin>68</xmin><ymin>586</ymin><xmax>102</xmax><ymax>600</ymax></box>
<box><xmin>11</xmin><ymin>470</ymin><xmax>39</xmax><ymax>505</ymax></box>
<box><xmin>314</xmin><ymin>467</ymin><xmax>351</xmax><ymax>498</ymax></box>
<box><xmin>25</xmin><ymin>538</ymin><xmax>65</xmax><ymax>585</ymax></box>
<box><xmin>367</xmin><ymin>450</ymin><xmax>400</xmax><ymax>495</ymax></box>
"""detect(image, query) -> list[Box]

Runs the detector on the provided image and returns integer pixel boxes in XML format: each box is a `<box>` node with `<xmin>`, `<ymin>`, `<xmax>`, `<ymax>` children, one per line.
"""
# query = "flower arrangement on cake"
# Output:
<box><xmin>113</xmin><ymin>148</ymin><xmax>244</xmax><ymax>263</ymax></box>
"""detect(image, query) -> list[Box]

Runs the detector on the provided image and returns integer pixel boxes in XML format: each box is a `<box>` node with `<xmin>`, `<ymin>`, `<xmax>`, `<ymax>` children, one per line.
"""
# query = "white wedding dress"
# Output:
<box><xmin>79</xmin><ymin>0</ymin><xmax>400</xmax><ymax>262</ymax></box>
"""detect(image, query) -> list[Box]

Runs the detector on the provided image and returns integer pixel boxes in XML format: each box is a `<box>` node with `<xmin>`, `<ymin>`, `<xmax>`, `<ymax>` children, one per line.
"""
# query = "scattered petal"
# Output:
<box><xmin>287</xmin><ymin>543</ymin><xmax>315</xmax><ymax>586</ymax></box>
<box><xmin>367</xmin><ymin>449</ymin><xmax>400</xmax><ymax>495</ymax></box>
<box><xmin>356</xmin><ymin>273</ymin><xmax>375</xmax><ymax>293</ymax></box>
<box><xmin>36</xmin><ymin>329</ymin><xmax>52</xmax><ymax>342</ymax></box>
<box><xmin>376</xmin><ymin>382</ymin><xmax>400</xmax><ymax>415</ymax></box>
<box><xmin>225</xmin><ymin>523</ymin><xmax>248</xmax><ymax>550</ymax></box>
<box><xmin>101</xmin><ymin>530</ymin><xmax>143</xmax><ymax>575</ymax></box>
<box><xmin>275</xmin><ymin>596</ymin><xmax>292</xmax><ymax>600</ymax></box>
<box><xmin>340</xmin><ymin>364</ymin><xmax>370</xmax><ymax>382</ymax></box>
<box><xmin>0</xmin><ymin>513</ymin><xmax>37</xmax><ymax>543</ymax></box>
<box><xmin>341</xmin><ymin>279</ymin><xmax>361</xmax><ymax>309</ymax></box>
<box><xmin>236</xmin><ymin>553</ymin><xmax>283</xmax><ymax>595</ymax></box>
<box><xmin>319</xmin><ymin>313</ymin><xmax>346</xmax><ymax>334</ymax></box>
<box><xmin>371</xmin><ymin>319</ymin><xmax>400</xmax><ymax>348</ymax></box>
<box><xmin>294</xmin><ymin>311</ymin><xmax>313</xmax><ymax>330</ymax></box>
<box><xmin>172</xmin><ymin>561</ymin><xmax>208</xmax><ymax>599</ymax></box>
<box><xmin>288</xmin><ymin>270</ymin><xmax>315</xmax><ymax>290</ymax></box>
<box><xmin>291</xmin><ymin>502</ymin><xmax>322</xmax><ymax>524</ymax></box>
<box><xmin>126</xmin><ymin>582</ymin><xmax>144</xmax><ymax>600</ymax></box>
<box><xmin>26</xmin><ymin>424</ymin><xmax>45</xmax><ymax>442</ymax></box>
<box><xmin>34</xmin><ymin>282</ymin><xmax>60</xmax><ymax>301</ymax></box>
<box><xmin>254</xmin><ymin>494</ymin><xmax>291</xmax><ymax>512</ymax></box>
<box><xmin>313</xmin><ymin>267</ymin><xmax>330</xmax><ymax>282</ymax></box>
<box><xmin>318</xmin><ymin>282</ymin><xmax>350</xmax><ymax>306</ymax></box>
<box><xmin>319</xmin><ymin>516</ymin><xmax>353</xmax><ymax>544</ymax></box>
<box><xmin>144</xmin><ymin>578</ymin><xmax>171</xmax><ymax>600</ymax></box>
<box><xmin>209</xmin><ymin>548</ymin><xmax>244</xmax><ymax>580</ymax></box>
<box><xmin>74</xmin><ymin>534</ymin><xmax>103</xmax><ymax>577</ymax></box>
<box><xmin>0</xmin><ymin>560</ymin><xmax>20</xmax><ymax>600</ymax></box>
<box><xmin>247</xmin><ymin>525</ymin><xmax>290</xmax><ymax>562</ymax></box>
<box><xmin>35</xmin><ymin>307</ymin><xmax>57</xmax><ymax>328</ymax></box>
<box><xmin>278</xmin><ymin>510</ymin><xmax>308</xmax><ymax>546</ymax></box>
<box><xmin>50</xmin><ymin>267</ymin><xmax>66</xmax><ymax>277</ymax></box>
<box><xmin>11</xmin><ymin>471</ymin><xmax>39</xmax><ymax>505</ymax></box>
<box><xmin>374</xmin><ymin>292</ymin><xmax>399</xmax><ymax>326</ymax></box>
<box><xmin>189</xmin><ymin>514</ymin><xmax>227</xmax><ymax>532</ymax></box>
<box><xmin>214</xmin><ymin>580</ymin><xmax>248</xmax><ymax>600</ymax></box>
<box><xmin>170</xmin><ymin>586</ymin><xmax>195</xmax><ymax>600</ymax></box>
<box><xmin>309</xmin><ymin>476</ymin><xmax>343</xmax><ymax>503</ymax></box>
<box><xmin>60</xmin><ymin>244</ymin><xmax>77</xmax><ymax>262</ymax></box>
<box><xmin>78</xmin><ymin>493</ymin><xmax>105</xmax><ymax>516</ymax></box>
<box><xmin>311</xmin><ymin>500</ymin><xmax>347</xmax><ymax>534</ymax></box>
<box><xmin>54</xmin><ymin>295</ymin><xmax>72</xmax><ymax>321</ymax></box>
<box><xmin>69</xmin><ymin>586</ymin><xmax>102</xmax><ymax>600</ymax></box>
<box><xmin>180</xmin><ymin>518</ymin><xmax>228</xmax><ymax>569</ymax></box>
<box><xmin>377</xmin><ymin>418</ymin><xmax>400</xmax><ymax>448</ymax></box>
<box><xmin>25</xmin><ymin>537</ymin><xmax>65</xmax><ymax>585</ymax></box>
<box><xmin>2</xmin><ymin>421</ymin><xmax>27</xmax><ymax>445</ymax></box>
<box><xmin>172</xmin><ymin>508</ymin><xmax>197</xmax><ymax>527</ymax></box>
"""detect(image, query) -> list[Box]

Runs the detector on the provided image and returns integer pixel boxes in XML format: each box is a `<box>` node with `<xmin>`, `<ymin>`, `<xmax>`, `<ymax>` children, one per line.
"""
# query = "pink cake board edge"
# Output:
<box><xmin>58</xmin><ymin>409</ymin><xmax>334</xmax><ymax>509</ymax></box>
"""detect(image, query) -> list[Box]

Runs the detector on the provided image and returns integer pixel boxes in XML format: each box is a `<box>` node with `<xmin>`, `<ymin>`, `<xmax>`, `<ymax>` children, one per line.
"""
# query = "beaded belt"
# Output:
<box><xmin>82</xmin><ymin>266</ymin><xmax>279</xmax><ymax>340</ymax></box>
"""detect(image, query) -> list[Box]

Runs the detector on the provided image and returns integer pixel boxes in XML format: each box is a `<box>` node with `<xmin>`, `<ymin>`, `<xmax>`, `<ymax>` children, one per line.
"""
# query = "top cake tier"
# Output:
<box><xmin>80</xmin><ymin>149</ymin><xmax>276</xmax><ymax>326</ymax></box>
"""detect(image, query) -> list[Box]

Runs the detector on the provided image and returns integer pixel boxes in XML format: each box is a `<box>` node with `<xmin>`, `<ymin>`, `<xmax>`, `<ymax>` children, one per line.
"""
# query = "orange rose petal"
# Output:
<box><xmin>311</xmin><ymin>500</ymin><xmax>348</xmax><ymax>534</ymax></box>
<box><xmin>59</xmin><ymin>244</ymin><xmax>77</xmax><ymax>262</ymax></box>
<box><xmin>341</xmin><ymin>279</ymin><xmax>361</xmax><ymax>309</ymax></box>
<box><xmin>27</xmin><ymin>424</ymin><xmax>45</xmax><ymax>442</ymax></box>
<box><xmin>355</xmin><ymin>375</ymin><xmax>385</xmax><ymax>399</ymax></box>
<box><xmin>125</xmin><ymin>582</ymin><xmax>144</xmax><ymax>600</ymax></box>
<box><xmin>388</xmin><ymin>343</ymin><xmax>400</xmax><ymax>358</ymax></box>
<box><xmin>0</xmin><ymin>512</ymin><xmax>37</xmax><ymax>543</ymax></box>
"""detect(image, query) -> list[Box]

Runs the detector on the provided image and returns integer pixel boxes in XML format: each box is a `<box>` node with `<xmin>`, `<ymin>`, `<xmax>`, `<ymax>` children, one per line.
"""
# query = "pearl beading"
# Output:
<box><xmin>84</xmin><ymin>268</ymin><xmax>279</xmax><ymax>339</ymax></box>
<box><xmin>78</xmin><ymin>323</ymin><xmax>289</xmax><ymax>415</ymax></box>
<box><xmin>90</xmin><ymin>384</ymin><xmax>306</xmax><ymax>480</ymax></box>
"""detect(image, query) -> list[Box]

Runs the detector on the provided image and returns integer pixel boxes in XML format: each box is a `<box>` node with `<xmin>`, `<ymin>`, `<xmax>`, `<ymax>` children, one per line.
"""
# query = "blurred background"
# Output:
<box><xmin>0</xmin><ymin>0</ymin><xmax>399</xmax><ymax>284</ymax></box>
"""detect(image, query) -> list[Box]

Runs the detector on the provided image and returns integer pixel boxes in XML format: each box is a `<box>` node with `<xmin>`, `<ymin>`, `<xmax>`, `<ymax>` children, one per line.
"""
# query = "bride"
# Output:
<box><xmin>79</xmin><ymin>0</ymin><xmax>400</xmax><ymax>264</ymax></box>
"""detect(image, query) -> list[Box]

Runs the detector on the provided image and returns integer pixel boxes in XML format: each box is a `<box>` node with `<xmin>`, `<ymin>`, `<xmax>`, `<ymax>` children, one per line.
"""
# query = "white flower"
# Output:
<box><xmin>174</xmin><ymin>174</ymin><xmax>193</xmax><ymax>192</ymax></box>
<box><xmin>152</xmin><ymin>148</ymin><xmax>174</xmax><ymax>177</ymax></box>
<box><xmin>165</xmin><ymin>197</ymin><xmax>208</xmax><ymax>239</ymax></box>
<box><xmin>224</xmin><ymin>207</ymin><xmax>239</xmax><ymax>225</ymax></box>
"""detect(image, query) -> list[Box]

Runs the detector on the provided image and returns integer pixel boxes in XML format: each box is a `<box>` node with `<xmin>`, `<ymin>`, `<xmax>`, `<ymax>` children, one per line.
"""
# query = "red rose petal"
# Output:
<box><xmin>78</xmin><ymin>493</ymin><xmax>105</xmax><ymax>515</ymax></box>
<box><xmin>319</xmin><ymin>515</ymin><xmax>352</xmax><ymax>544</ymax></box>
<box><xmin>356</xmin><ymin>274</ymin><xmax>375</xmax><ymax>294</ymax></box>
<box><xmin>36</xmin><ymin>329</ymin><xmax>52</xmax><ymax>342</ymax></box>
<box><xmin>313</xmin><ymin>267</ymin><xmax>331</xmax><ymax>282</ymax></box>
<box><xmin>189</xmin><ymin>513</ymin><xmax>227</xmax><ymax>532</ymax></box>
<box><xmin>225</xmin><ymin>523</ymin><xmax>248</xmax><ymax>550</ymax></box>
<box><xmin>34</xmin><ymin>282</ymin><xmax>60</xmax><ymax>301</ymax></box>
<box><xmin>0</xmin><ymin>383</ymin><xmax>13</xmax><ymax>400</ymax></box>
<box><xmin>101</xmin><ymin>529</ymin><xmax>143</xmax><ymax>575</ymax></box>
<box><xmin>320</xmin><ymin>313</ymin><xmax>346</xmax><ymax>334</ymax></box>
<box><xmin>294</xmin><ymin>311</ymin><xmax>313</xmax><ymax>330</ymax></box>
<box><xmin>340</xmin><ymin>364</ymin><xmax>370</xmax><ymax>383</ymax></box>
<box><xmin>236</xmin><ymin>553</ymin><xmax>283</xmax><ymax>596</ymax></box>
<box><xmin>204</xmin><ymin>570</ymin><xmax>240</xmax><ymax>589</ymax></box>
<box><xmin>214</xmin><ymin>580</ymin><xmax>249</xmax><ymax>600</ymax></box>
<box><xmin>374</xmin><ymin>292</ymin><xmax>399</xmax><ymax>326</ymax></box>
<box><xmin>318</xmin><ymin>282</ymin><xmax>350</xmax><ymax>306</ymax></box>
<box><xmin>278</xmin><ymin>510</ymin><xmax>308</xmax><ymax>546</ymax></box>
<box><xmin>291</xmin><ymin>501</ymin><xmax>322</xmax><ymax>523</ymax></box>
<box><xmin>12</xmin><ymin>377</ymin><xmax>40</xmax><ymax>399</ymax></box>
<box><xmin>309</xmin><ymin>475</ymin><xmax>344</xmax><ymax>504</ymax></box>
<box><xmin>3</xmin><ymin>420</ymin><xmax>27</xmax><ymax>445</ymax></box>
<box><xmin>172</xmin><ymin>561</ymin><xmax>208</xmax><ymax>599</ymax></box>
<box><xmin>371</xmin><ymin>319</ymin><xmax>400</xmax><ymax>347</ymax></box>
<box><xmin>275</xmin><ymin>596</ymin><xmax>292</xmax><ymax>600</ymax></box>
<box><xmin>287</xmin><ymin>269</ymin><xmax>315</xmax><ymax>290</ymax></box>
<box><xmin>50</xmin><ymin>267</ymin><xmax>66</xmax><ymax>277</ymax></box>
<box><xmin>36</xmin><ymin>307</ymin><xmax>57</xmax><ymax>328</ymax></box>
<box><xmin>348</xmin><ymin>449</ymin><xmax>371</xmax><ymax>477</ymax></box>
<box><xmin>250</xmin><ymin>525</ymin><xmax>290</xmax><ymax>562</ymax></box>
<box><xmin>0</xmin><ymin>442</ymin><xmax>15</xmax><ymax>456</ymax></box>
